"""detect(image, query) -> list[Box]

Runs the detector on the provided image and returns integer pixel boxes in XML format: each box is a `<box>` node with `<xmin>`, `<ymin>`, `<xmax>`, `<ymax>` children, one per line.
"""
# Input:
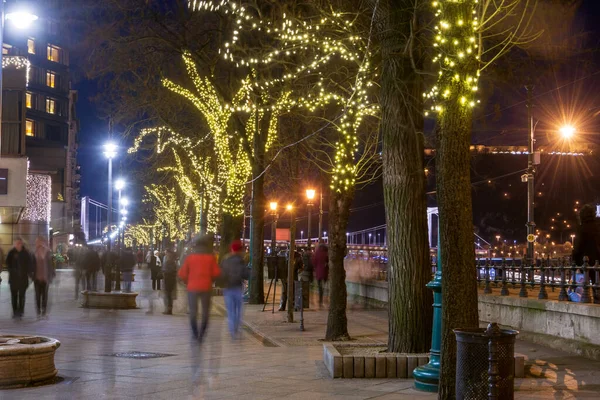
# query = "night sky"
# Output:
<box><xmin>73</xmin><ymin>0</ymin><xmax>600</xmax><ymax>241</ymax></box>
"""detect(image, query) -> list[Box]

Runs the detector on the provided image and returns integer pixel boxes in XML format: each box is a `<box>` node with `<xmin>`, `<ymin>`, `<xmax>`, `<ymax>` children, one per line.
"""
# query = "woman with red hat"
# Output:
<box><xmin>220</xmin><ymin>239</ymin><xmax>249</xmax><ymax>339</ymax></box>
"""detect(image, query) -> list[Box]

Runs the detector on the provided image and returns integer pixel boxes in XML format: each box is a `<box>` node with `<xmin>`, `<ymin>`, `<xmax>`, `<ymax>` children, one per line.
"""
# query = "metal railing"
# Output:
<box><xmin>476</xmin><ymin>256</ymin><xmax>600</xmax><ymax>304</ymax></box>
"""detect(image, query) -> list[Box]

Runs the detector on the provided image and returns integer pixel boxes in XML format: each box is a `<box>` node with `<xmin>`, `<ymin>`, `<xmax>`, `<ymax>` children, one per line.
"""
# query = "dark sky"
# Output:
<box><xmin>73</xmin><ymin>0</ymin><xmax>600</xmax><ymax>238</ymax></box>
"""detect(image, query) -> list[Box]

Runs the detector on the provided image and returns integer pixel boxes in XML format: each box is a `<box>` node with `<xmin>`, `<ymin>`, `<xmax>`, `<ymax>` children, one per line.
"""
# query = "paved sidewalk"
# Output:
<box><xmin>214</xmin><ymin>283</ymin><xmax>600</xmax><ymax>399</ymax></box>
<box><xmin>1</xmin><ymin>269</ymin><xmax>599</xmax><ymax>399</ymax></box>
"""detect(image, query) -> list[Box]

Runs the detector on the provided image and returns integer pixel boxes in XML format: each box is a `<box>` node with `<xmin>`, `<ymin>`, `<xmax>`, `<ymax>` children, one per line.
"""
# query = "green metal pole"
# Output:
<box><xmin>414</xmin><ymin>230</ymin><xmax>442</xmax><ymax>392</ymax></box>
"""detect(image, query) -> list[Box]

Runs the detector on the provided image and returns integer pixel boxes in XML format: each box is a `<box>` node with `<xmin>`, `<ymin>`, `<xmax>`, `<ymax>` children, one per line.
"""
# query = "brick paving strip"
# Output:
<box><xmin>0</xmin><ymin>269</ymin><xmax>599</xmax><ymax>399</ymax></box>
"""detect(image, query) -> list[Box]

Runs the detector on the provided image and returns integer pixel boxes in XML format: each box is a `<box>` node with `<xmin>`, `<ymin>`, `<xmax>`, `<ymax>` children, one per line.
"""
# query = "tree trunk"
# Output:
<box><xmin>437</xmin><ymin>96</ymin><xmax>479</xmax><ymax>399</ymax></box>
<box><xmin>379</xmin><ymin>0</ymin><xmax>432</xmax><ymax>354</ymax></box>
<box><xmin>325</xmin><ymin>189</ymin><xmax>353</xmax><ymax>341</ymax></box>
<box><xmin>219</xmin><ymin>213</ymin><xmax>243</xmax><ymax>259</ymax></box>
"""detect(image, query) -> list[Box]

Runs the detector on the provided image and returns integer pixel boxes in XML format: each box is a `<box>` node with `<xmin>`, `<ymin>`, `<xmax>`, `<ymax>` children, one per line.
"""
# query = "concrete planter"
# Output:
<box><xmin>323</xmin><ymin>343</ymin><xmax>525</xmax><ymax>379</ymax></box>
<box><xmin>323</xmin><ymin>343</ymin><xmax>428</xmax><ymax>379</ymax></box>
<box><xmin>0</xmin><ymin>335</ymin><xmax>60</xmax><ymax>387</ymax></box>
<box><xmin>81</xmin><ymin>291</ymin><xmax>138</xmax><ymax>309</ymax></box>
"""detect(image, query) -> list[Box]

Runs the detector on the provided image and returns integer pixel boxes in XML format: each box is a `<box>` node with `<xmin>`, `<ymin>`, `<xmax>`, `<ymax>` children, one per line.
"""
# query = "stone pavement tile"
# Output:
<box><xmin>367</xmin><ymin>394</ymin><xmax>437</xmax><ymax>400</ymax></box>
<box><xmin>284</xmin><ymin>390</ymin><xmax>381</xmax><ymax>400</ymax></box>
<box><xmin>363</xmin><ymin>380</ymin><xmax>416</xmax><ymax>392</ymax></box>
<box><xmin>395</xmin><ymin>388</ymin><xmax>438</xmax><ymax>397</ymax></box>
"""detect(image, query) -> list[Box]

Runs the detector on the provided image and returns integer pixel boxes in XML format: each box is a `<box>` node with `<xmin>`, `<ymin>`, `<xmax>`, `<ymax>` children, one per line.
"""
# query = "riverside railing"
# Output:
<box><xmin>476</xmin><ymin>256</ymin><xmax>600</xmax><ymax>304</ymax></box>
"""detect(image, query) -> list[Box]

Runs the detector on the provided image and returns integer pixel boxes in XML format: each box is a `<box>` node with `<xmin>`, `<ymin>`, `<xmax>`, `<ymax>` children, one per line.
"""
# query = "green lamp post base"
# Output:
<box><xmin>414</xmin><ymin>266</ymin><xmax>442</xmax><ymax>392</ymax></box>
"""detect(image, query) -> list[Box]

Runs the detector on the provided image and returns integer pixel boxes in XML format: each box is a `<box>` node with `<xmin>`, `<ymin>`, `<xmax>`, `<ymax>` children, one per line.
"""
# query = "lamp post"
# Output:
<box><xmin>0</xmin><ymin>5</ymin><xmax>38</xmax><ymax>155</ymax></box>
<box><xmin>269</xmin><ymin>202</ymin><xmax>278</xmax><ymax>254</ymax></box>
<box><xmin>115</xmin><ymin>179</ymin><xmax>125</xmax><ymax>249</ymax></box>
<box><xmin>524</xmin><ymin>85</ymin><xmax>536</xmax><ymax>263</ymax></box>
<box><xmin>286</xmin><ymin>204</ymin><xmax>295</xmax><ymax>324</ymax></box>
<box><xmin>103</xmin><ymin>142</ymin><xmax>117</xmax><ymax>293</ymax></box>
<box><xmin>570</xmin><ymin>234</ymin><xmax>575</xmax><ymax>245</ymax></box>
<box><xmin>306</xmin><ymin>189</ymin><xmax>315</xmax><ymax>251</ymax></box>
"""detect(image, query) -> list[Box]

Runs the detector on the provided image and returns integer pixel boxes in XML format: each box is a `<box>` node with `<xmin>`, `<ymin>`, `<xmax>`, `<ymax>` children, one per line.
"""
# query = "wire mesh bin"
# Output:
<box><xmin>454</xmin><ymin>324</ymin><xmax>518</xmax><ymax>400</ymax></box>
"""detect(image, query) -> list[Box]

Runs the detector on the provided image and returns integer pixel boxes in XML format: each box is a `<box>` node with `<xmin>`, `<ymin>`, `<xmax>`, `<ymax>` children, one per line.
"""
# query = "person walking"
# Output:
<box><xmin>74</xmin><ymin>245</ymin><xmax>86</xmax><ymax>298</ymax></box>
<box><xmin>6</xmin><ymin>238</ymin><xmax>34</xmax><ymax>319</ymax></box>
<box><xmin>136</xmin><ymin>249</ymin><xmax>144</xmax><ymax>269</ymax></box>
<box><xmin>162</xmin><ymin>247</ymin><xmax>179</xmax><ymax>315</ymax></box>
<box><xmin>33</xmin><ymin>236</ymin><xmax>54</xmax><ymax>317</ymax></box>
<box><xmin>178</xmin><ymin>234</ymin><xmax>220</xmax><ymax>341</ymax></box>
<box><xmin>573</xmin><ymin>204</ymin><xmax>600</xmax><ymax>301</ymax></box>
<box><xmin>119</xmin><ymin>247</ymin><xmax>136</xmax><ymax>293</ymax></box>
<box><xmin>278</xmin><ymin>248</ymin><xmax>303</xmax><ymax>311</ymax></box>
<box><xmin>83</xmin><ymin>246</ymin><xmax>101</xmax><ymax>291</ymax></box>
<box><xmin>313</xmin><ymin>243</ymin><xmax>329</xmax><ymax>308</ymax></box>
<box><xmin>220</xmin><ymin>240</ymin><xmax>249</xmax><ymax>338</ymax></box>
<box><xmin>150</xmin><ymin>250</ymin><xmax>162</xmax><ymax>290</ymax></box>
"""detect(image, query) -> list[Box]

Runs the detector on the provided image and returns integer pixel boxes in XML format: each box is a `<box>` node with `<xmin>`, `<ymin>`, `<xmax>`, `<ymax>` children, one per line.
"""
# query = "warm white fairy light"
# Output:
<box><xmin>2</xmin><ymin>56</ymin><xmax>31</xmax><ymax>85</ymax></box>
<box><xmin>22</xmin><ymin>174</ymin><xmax>51</xmax><ymax>222</ymax></box>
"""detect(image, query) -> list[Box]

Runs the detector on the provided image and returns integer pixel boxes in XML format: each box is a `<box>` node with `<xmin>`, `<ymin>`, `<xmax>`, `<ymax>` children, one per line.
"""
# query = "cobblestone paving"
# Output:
<box><xmin>0</xmin><ymin>268</ymin><xmax>598</xmax><ymax>399</ymax></box>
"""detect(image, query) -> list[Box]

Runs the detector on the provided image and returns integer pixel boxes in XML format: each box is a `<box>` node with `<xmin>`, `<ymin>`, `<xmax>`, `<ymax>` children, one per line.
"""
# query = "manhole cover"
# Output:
<box><xmin>106</xmin><ymin>351</ymin><xmax>175</xmax><ymax>359</ymax></box>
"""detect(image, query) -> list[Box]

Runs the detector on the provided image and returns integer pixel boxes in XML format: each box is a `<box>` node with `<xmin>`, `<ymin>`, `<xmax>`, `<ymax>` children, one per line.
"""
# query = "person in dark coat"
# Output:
<box><xmin>6</xmin><ymin>238</ymin><xmax>34</xmax><ymax>318</ymax></box>
<box><xmin>221</xmin><ymin>240</ymin><xmax>249</xmax><ymax>338</ymax></box>
<box><xmin>313</xmin><ymin>244</ymin><xmax>329</xmax><ymax>308</ymax></box>
<box><xmin>33</xmin><ymin>236</ymin><xmax>54</xmax><ymax>317</ymax></box>
<box><xmin>119</xmin><ymin>247</ymin><xmax>137</xmax><ymax>293</ymax></box>
<box><xmin>573</xmin><ymin>204</ymin><xmax>600</xmax><ymax>300</ymax></box>
<box><xmin>150</xmin><ymin>250</ymin><xmax>162</xmax><ymax>290</ymax></box>
<box><xmin>162</xmin><ymin>247</ymin><xmax>179</xmax><ymax>314</ymax></box>
<box><xmin>83</xmin><ymin>247</ymin><xmax>101</xmax><ymax>291</ymax></box>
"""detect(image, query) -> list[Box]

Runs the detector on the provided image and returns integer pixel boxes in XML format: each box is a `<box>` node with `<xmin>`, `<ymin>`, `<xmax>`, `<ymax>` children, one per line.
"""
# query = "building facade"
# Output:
<box><xmin>2</xmin><ymin>2</ymin><xmax>80</xmax><ymax>249</ymax></box>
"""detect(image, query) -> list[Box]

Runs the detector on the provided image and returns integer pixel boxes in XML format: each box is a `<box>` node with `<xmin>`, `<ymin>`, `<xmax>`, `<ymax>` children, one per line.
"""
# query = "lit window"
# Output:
<box><xmin>46</xmin><ymin>71</ymin><xmax>56</xmax><ymax>88</ymax></box>
<box><xmin>2</xmin><ymin>45</ymin><xmax>11</xmax><ymax>55</ymax></box>
<box><xmin>46</xmin><ymin>98</ymin><xmax>56</xmax><ymax>114</ymax></box>
<box><xmin>47</xmin><ymin>44</ymin><xmax>61</xmax><ymax>62</ymax></box>
<box><xmin>27</xmin><ymin>38</ymin><xmax>35</xmax><ymax>54</ymax></box>
<box><xmin>26</xmin><ymin>120</ymin><xmax>35</xmax><ymax>137</ymax></box>
<box><xmin>26</xmin><ymin>92</ymin><xmax>32</xmax><ymax>108</ymax></box>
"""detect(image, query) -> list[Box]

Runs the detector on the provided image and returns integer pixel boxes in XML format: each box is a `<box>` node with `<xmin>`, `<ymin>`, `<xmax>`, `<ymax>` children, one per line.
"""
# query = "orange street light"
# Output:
<box><xmin>559</xmin><ymin>125</ymin><xmax>576</xmax><ymax>139</ymax></box>
<box><xmin>269</xmin><ymin>202</ymin><xmax>278</xmax><ymax>211</ymax></box>
<box><xmin>306</xmin><ymin>189</ymin><xmax>316</xmax><ymax>201</ymax></box>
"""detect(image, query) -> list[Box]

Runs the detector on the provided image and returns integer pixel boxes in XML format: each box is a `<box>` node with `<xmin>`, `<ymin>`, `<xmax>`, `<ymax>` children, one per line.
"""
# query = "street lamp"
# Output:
<box><xmin>559</xmin><ymin>125</ymin><xmax>576</xmax><ymax>139</ymax></box>
<box><xmin>306</xmin><ymin>189</ymin><xmax>315</xmax><ymax>251</ymax></box>
<box><xmin>369</xmin><ymin>233</ymin><xmax>372</xmax><ymax>245</ymax></box>
<box><xmin>570</xmin><ymin>234</ymin><xmax>575</xmax><ymax>244</ymax></box>
<box><xmin>301</xmin><ymin>230</ymin><xmax>304</xmax><ymax>241</ymax></box>
<box><xmin>269</xmin><ymin>202</ymin><xmax>278</xmax><ymax>254</ymax></box>
<box><xmin>0</xmin><ymin>5</ymin><xmax>38</xmax><ymax>154</ymax></box>
<box><xmin>103</xmin><ymin>141</ymin><xmax>117</xmax><ymax>292</ymax></box>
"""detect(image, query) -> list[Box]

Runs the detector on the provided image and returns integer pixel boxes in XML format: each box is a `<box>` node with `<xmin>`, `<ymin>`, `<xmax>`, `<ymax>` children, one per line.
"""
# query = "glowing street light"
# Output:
<box><xmin>115</xmin><ymin>178</ymin><xmax>125</xmax><ymax>191</ymax></box>
<box><xmin>5</xmin><ymin>10</ymin><xmax>38</xmax><ymax>30</ymax></box>
<box><xmin>121</xmin><ymin>198</ymin><xmax>130</xmax><ymax>207</ymax></box>
<box><xmin>269</xmin><ymin>201</ymin><xmax>278</xmax><ymax>212</ymax></box>
<box><xmin>306</xmin><ymin>189</ymin><xmax>316</xmax><ymax>250</ymax></box>
<box><xmin>103</xmin><ymin>142</ymin><xmax>118</xmax><ymax>159</ymax></box>
<box><xmin>559</xmin><ymin>125</ymin><xmax>576</xmax><ymax>139</ymax></box>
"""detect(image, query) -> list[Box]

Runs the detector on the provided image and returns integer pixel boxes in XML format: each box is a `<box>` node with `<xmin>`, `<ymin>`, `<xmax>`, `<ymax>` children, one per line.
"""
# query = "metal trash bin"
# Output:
<box><xmin>454</xmin><ymin>323</ymin><xmax>518</xmax><ymax>400</ymax></box>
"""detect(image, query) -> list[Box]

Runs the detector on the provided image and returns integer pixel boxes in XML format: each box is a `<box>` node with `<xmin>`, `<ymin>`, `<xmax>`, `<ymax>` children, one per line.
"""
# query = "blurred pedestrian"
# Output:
<box><xmin>33</xmin><ymin>236</ymin><xmax>54</xmax><ymax>318</ymax></box>
<box><xmin>136</xmin><ymin>249</ymin><xmax>144</xmax><ymax>269</ymax></box>
<box><xmin>83</xmin><ymin>246</ymin><xmax>101</xmax><ymax>291</ymax></box>
<box><xmin>278</xmin><ymin>248</ymin><xmax>303</xmax><ymax>311</ymax></box>
<box><xmin>220</xmin><ymin>240</ymin><xmax>249</xmax><ymax>338</ymax></box>
<box><xmin>119</xmin><ymin>247</ymin><xmax>136</xmax><ymax>293</ymax></box>
<box><xmin>151</xmin><ymin>250</ymin><xmax>162</xmax><ymax>290</ymax></box>
<box><xmin>162</xmin><ymin>247</ymin><xmax>179</xmax><ymax>315</ymax></box>
<box><xmin>178</xmin><ymin>234</ymin><xmax>220</xmax><ymax>341</ymax></box>
<box><xmin>313</xmin><ymin>243</ymin><xmax>329</xmax><ymax>308</ymax></box>
<box><xmin>74</xmin><ymin>245</ymin><xmax>86</xmax><ymax>298</ymax></box>
<box><xmin>573</xmin><ymin>204</ymin><xmax>600</xmax><ymax>301</ymax></box>
<box><xmin>6</xmin><ymin>238</ymin><xmax>34</xmax><ymax>319</ymax></box>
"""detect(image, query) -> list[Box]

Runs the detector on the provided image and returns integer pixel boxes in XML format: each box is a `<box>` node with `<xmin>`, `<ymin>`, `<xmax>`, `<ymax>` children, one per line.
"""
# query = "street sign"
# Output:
<box><xmin>527</xmin><ymin>234</ymin><xmax>536</xmax><ymax>243</ymax></box>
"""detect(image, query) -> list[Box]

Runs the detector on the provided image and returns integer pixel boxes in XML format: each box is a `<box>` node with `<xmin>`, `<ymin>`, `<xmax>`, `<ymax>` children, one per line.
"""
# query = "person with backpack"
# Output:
<box><xmin>220</xmin><ymin>240</ymin><xmax>249</xmax><ymax>339</ymax></box>
<box><xmin>178</xmin><ymin>234</ymin><xmax>220</xmax><ymax>341</ymax></box>
<box><xmin>162</xmin><ymin>247</ymin><xmax>179</xmax><ymax>315</ymax></box>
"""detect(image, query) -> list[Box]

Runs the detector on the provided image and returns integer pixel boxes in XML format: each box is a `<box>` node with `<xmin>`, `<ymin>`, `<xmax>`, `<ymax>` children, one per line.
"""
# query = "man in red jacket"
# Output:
<box><xmin>178</xmin><ymin>234</ymin><xmax>220</xmax><ymax>341</ymax></box>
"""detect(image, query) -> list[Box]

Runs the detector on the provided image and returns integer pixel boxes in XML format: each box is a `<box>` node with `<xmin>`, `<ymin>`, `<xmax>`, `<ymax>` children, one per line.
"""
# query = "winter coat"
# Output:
<box><xmin>573</xmin><ymin>220</ymin><xmax>600</xmax><ymax>266</ymax></box>
<box><xmin>162</xmin><ymin>252</ymin><xmax>178</xmax><ymax>273</ymax></box>
<box><xmin>313</xmin><ymin>244</ymin><xmax>329</xmax><ymax>281</ymax></box>
<box><xmin>119</xmin><ymin>250</ymin><xmax>137</xmax><ymax>273</ymax></box>
<box><xmin>220</xmin><ymin>253</ymin><xmax>249</xmax><ymax>288</ymax></box>
<box><xmin>33</xmin><ymin>246</ymin><xmax>55</xmax><ymax>283</ymax></box>
<box><xmin>83</xmin><ymin>249</ymin><xmax>101</xmax><ymax>274</ymax></box>
<box><xmin>6</xmin><ymin>248</ymin><xmax>34</xmax><ymax>289</ymax></box>
<box><xmin>178</xmin><ymin>250</ymin><xmax>220</xmax><ymax>292</ymax></box>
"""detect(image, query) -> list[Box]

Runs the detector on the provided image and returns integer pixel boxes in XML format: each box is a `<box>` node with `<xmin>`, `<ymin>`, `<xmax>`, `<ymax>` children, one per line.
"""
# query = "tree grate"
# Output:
<box><xmin>105</xmin><ymin>351</ymin><xmax>175</xmax><ymax>359</ymax></box>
